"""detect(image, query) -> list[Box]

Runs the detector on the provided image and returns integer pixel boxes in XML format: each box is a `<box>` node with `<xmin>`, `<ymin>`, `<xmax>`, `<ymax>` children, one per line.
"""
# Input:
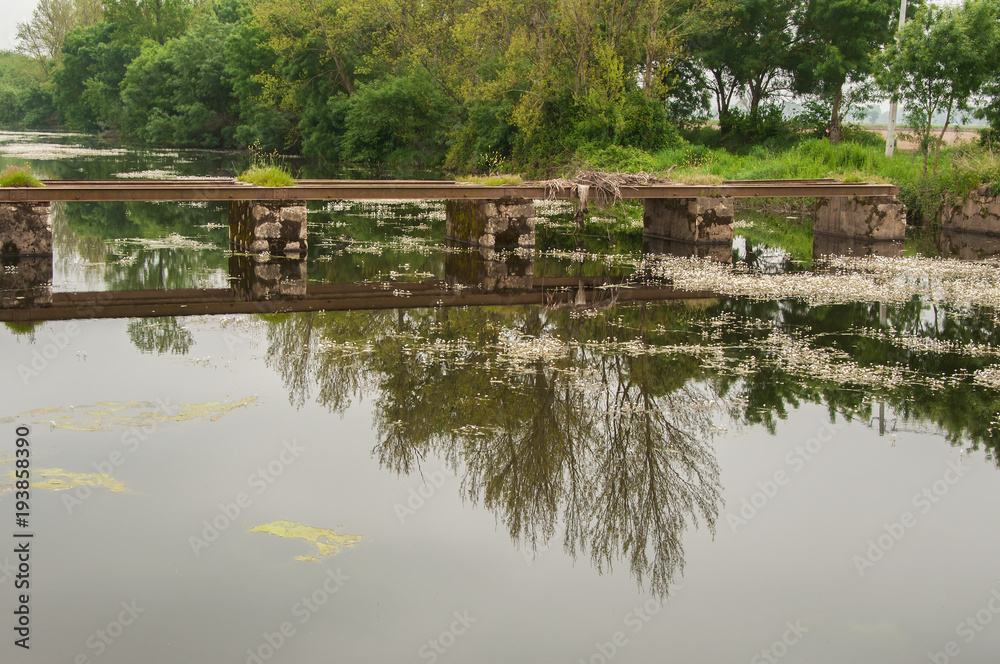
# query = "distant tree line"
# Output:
<box><xmin>4</xmin><ymin>0</ymin><xmax>1000</xmax><ymax>171</ymax></box>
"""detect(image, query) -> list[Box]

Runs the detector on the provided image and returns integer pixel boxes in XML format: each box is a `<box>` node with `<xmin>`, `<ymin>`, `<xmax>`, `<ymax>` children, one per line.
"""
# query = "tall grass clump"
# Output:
<box><xmin>237</xmin><ymin>141</ymin><xmax>295</xmax><ymax>187</ymax></box>
<box><xmin>0</xmin><ymin>165</ymin><xmax>43</xmax><ymax>187</ymax></box>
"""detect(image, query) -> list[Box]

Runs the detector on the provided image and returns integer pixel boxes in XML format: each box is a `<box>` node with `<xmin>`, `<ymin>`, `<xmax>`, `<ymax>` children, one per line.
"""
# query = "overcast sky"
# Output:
<box><xmin>1</xmin><ymin>0</ymin><xmax>39</xmax><ymax>52</ymax></box>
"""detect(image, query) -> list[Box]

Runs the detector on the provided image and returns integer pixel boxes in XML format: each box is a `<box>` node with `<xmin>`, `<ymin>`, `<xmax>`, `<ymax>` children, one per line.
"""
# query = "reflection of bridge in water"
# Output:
<box><xmin>0</xmin><ymin>251</ymin><xmax>716</xmax><ymax>322</ymax></box>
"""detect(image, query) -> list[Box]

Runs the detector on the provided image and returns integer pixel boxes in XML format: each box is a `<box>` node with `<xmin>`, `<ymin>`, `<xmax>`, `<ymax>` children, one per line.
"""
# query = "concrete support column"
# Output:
<box><xmin>0</xmin><ymin>203</ymin><xmax>52</xmax><ymax>256</ymax></box>
<box><xmin>229</xmin><ymin>200</ymin><xmax>307</xmax><ymax>256</ymax></box>
<box><xmin>814</xmin><ymin>196</ymin><xmax>906</xmax><ymax>240</ymax></box>
<box><xmin>445</xmin><ymin>246</ymin><xmax>534</xmax><ymax>291</ymax></box>
<box><xmin>643</xmin><ymin>198</ymin><xmax>734</xmax><ymax>244</ymax></box>
<box><xmin>445</xmin><ymin>198</ymin><xmax>536</xmax><ymax>249</ymax></box>
<box><xmin>228</xmin><ymin>255</ymin><xmax>307</xmax><ymax>302</ymax></box>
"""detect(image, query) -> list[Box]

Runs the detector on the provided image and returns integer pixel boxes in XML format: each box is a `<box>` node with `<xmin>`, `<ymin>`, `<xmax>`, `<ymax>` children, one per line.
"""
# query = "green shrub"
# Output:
<box><xmin>720</xmin><ymin>106</ymin><xmax>798</xmax><ymax>150</ymax></box>
<box><xmin>577</xmin><ymin>144</ymin><xmax>660</xmax><ymax>172</ymax></box>
<box><xmin>0</xmin><ymin>166</ymin><xmax>43</xmax><ymax>187</ymax></box>
<box><xmin>237</xmin><ymin>166</ymin><xmax>295</xmax><ymax>187</ymax></box>
<box><xmin>237</xmin><ymin>140</ymin><xmax>295</xmax><ymax>186</ymax></box>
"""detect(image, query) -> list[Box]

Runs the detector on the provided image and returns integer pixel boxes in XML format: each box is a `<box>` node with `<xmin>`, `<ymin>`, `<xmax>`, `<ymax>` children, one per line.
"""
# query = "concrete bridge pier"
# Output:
<box><xmin>1</xmin><ymin>202</ymin><xmax>52</xmax><ymax>257</ymax></box>
<box><xmin>229</xmin><ymin>200</ymin><xmax>307</xmax><ymax>256</ymax></box>
<box><xmin>814</xmin><ymin>196</ymin><xmax>906</xmax><ymax>241</ymax></box>
<box><xmin>642</xmin><ymin>198</ymin><xmax>734</xmax><ymax>245</ymax></box>
<box><xmin>445</xmin><ymin>198</ymin><xmax>536</xmax><ymax>249</ymax></box>
<box><xmin>228</xmin><ymin>254</ymin><xmax>307</xmax><ymax>302</ymax></box>
<box><xmin>0</xmin><ymin>203</ymin><xmax>53</xmax><ymax>308</ymax></box>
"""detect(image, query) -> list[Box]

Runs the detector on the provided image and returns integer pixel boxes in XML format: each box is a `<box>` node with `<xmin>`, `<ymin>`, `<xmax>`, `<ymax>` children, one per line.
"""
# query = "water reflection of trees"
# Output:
<box><xmin>715</xmin><ymin>296</ymin><xmax>1000</xmax><ymax>454</ymax></box>
<box><xmin>53</xmin><ymin>200</ymin><xmax>229</xmax><ymax>292</ymax></box>
<box><xmin>265</xmin><ymin>306</ymin><xmax>723</xmax><ymax>597</ymax></box>
<box><xmin>258</xmin><ymin>296</ymin><xmax>1000</xmax><ymax>592</ymax></box>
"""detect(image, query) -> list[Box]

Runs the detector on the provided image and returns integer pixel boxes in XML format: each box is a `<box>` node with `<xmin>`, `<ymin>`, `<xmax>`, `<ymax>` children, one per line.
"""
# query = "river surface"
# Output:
<box><xmin>1</xmin><ymin>131</ymin><xmax>1000</xmax><ymax>663</ymax></box>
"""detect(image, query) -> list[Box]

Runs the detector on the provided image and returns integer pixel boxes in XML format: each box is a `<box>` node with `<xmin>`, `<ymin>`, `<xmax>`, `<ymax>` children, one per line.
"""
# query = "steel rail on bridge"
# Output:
<box><xmin>0</xmin><ymin>178</ymin><xmax>899</xmax><ymax>203</ymax></box>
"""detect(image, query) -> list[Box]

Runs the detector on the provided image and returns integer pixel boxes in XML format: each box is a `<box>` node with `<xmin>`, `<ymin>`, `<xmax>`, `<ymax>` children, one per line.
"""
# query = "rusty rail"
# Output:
<box><xmin>0</xmin><ymin>179</ymin><xmax>899</xmax><ymax>203</ymax></box>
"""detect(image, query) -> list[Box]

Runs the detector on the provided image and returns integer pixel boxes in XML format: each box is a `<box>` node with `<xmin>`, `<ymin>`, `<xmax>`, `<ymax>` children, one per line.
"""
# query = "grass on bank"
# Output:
<box><xmin>0</xmin><ymin>165</ymin><xmax>43</xmax><ymax>187</ymax></box>
<box><xmin>236</xmin><ymin>165</ymin><xmax>296</xmax><ymax>187</ymax></box>
<box><xmin>573</xmin><ymin>136</ymin><xmax>1000</xmax><ymax>228</ymax></box>
<box><xmin>457</xmin><ymin>173</ymin><xmax>524</xmax><ymax>186</ymax></box>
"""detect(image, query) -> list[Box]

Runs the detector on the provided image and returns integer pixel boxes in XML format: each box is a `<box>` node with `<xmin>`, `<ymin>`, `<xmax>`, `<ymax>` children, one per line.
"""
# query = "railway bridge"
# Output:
<box><xmin>0</xmin><ymin>177</ymin><xmax>903</xmax><ymax>258</ymax></box>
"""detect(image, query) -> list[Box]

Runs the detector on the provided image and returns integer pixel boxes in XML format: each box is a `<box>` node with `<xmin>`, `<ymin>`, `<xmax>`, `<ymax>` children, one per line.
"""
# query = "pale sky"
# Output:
<box><xmin>1</xmin><ymin>0</ymin><xmax>40</xmax><ymax>52</ymax></box>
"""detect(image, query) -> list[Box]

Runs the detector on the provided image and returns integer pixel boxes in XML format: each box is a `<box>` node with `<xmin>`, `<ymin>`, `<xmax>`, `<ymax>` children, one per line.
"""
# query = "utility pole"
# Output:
<box><xmin>885</xmin><ymin>0</ymin><xmax>909</xmax><ymax>157</ymax></box>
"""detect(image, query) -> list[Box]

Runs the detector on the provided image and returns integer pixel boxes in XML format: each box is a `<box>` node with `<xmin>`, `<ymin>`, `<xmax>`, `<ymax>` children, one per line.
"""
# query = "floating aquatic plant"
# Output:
<box><xmin>247</xmin><ymin>520</ymin><xmax>362</xmax><ymax>561</ymax></box>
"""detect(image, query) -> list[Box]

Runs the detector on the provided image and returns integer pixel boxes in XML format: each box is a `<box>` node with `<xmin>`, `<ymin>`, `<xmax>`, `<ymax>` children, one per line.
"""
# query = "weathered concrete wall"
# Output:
<box><xmin>642</xmin><ymin>236</ymin><xmax>732</xmax><ymax>262</ymax></box>
<box><xmin>229</xmin><ymin>255</ymin><xmax>307</xmax><ymax>301</ymax></box>
<box><xmin>0</xmin><ymin>203</ymin><xmax>52</xmax><ymax>256</ymax></box>
<box><xmin>643</xmin><ymin>198</ymin><xmax>734</xmax><ymax>244</ymax></box>
<box><xmin>0</xmin><ymin>256</ymin><xmax>52</xmax><ymax>308</ymax></box>
<box><xmin>812</xmin><ymin>235</ymin><xmax>903</xmax><ymax>259</ymax></box>
<box><xmin>445</xmin><ymin>246</ymin><xmax>533</xmax><ymax>291</ymax></box>
<box><xmin>939</xmin><ymin>185</ymin><xmax>1000</xmax><ymax>235</ymax></box>
<box><xmin>814</xmin><ymin>196</ymin><xmax>906</xmax><ymax>240</ymax></box>
<box><xmin>229</xmin><ymin>200</ymin><xmax>307</xmax><ymax>256</ymax></box>
<box><xmin>445</xmin><ymin>198</ymin><xmax>536</xmax><ymax>249</ymax></box>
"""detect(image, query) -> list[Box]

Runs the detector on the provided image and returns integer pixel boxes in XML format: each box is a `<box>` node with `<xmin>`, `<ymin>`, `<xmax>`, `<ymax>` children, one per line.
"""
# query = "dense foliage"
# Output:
<box><xmin>4</xmin><ymin>0</ymin><xmax>1000</xmax><ymax>174</ymax></box>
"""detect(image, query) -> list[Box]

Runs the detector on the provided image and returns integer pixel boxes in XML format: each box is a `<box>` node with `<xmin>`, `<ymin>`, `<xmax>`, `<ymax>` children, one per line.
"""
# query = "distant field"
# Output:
<box><xmin>864</xmin><ymin>125</ymin><xmax>985</xmax><ymax>151</ymax></box>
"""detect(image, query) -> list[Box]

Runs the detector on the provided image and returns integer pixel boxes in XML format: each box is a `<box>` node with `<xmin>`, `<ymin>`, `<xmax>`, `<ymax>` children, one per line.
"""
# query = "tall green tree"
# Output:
<box><xmin>877</xmin><ymin>0</ymin><xmax>1000</xmax><ymax>173</ymax></box>
<box><xmin>104</xmin><ymin>0</ymin><xmax>195</xmax><ymax>45</ymax></box>
<box><xmin>694</xmin><ymin>0</ymin><xmax>794</xmax><ymax>125</ymax></box>
<box><xmin>790</xmin><ymin>0</ymin><xmax>898</xmax><ymax>143</ymax></box>
<box><xmin>0</xmin><ymin>52</ymin><xmax>58</xmax><ymax>127</ymax></box>
<box><xmin>15</xmin><ymin>0</ymin><xmax>105</xmax><ymax>63</ymax></box>
<box><xmin>51</xmin><ymin>21</ymin><xmax>139</xmax><ymax>129</ymax></box>
<box><xmin>119</xmin><ymin>12</ymin><xmax>236</xmax><ymax>146</ymax></box>
<box><xmin>224</xmin><ymin>1</ymin><xmax>298</xmax><ymax>150</ymax></box>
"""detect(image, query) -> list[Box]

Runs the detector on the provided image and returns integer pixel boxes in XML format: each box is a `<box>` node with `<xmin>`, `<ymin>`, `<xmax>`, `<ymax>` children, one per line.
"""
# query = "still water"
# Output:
<box><xmin>2</xmin><ymin>132</ymin><xmax>1000</xmax><ymax>663</ymax></box>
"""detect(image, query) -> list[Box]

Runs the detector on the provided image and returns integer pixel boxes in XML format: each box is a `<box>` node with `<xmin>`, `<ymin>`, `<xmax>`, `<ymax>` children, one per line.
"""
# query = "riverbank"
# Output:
<box><xmin>566</xmin><ymin>137</ymin><xmax>1000</xmax><ymax>229</ymax></box>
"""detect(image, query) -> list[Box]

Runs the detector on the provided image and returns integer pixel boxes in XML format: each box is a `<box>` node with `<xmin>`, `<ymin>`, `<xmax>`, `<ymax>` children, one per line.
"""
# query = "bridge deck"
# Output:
<box><xmin>0</xmin><ymin>179</ymin><xmax>899</xmax><ymax>203</ymax></box>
